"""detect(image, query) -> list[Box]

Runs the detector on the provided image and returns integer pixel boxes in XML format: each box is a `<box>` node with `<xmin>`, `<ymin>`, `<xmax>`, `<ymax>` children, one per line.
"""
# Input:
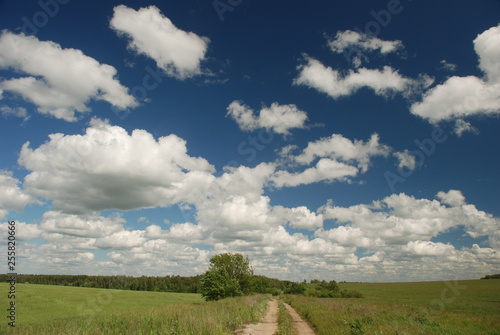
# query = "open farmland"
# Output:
<box><xmin>0</xmin><ymin>283</ymin><xmax>267</xmax><ymax>334</ymax></box>
<box><xmin>1</xmin><ymin>280</ymin><xmax>499</xmax><ymax>334</ymax></box>
<box><xmin>283</xmin><ymin>279</ymin><xmax>500</xmax><ymax>334</ymax></box>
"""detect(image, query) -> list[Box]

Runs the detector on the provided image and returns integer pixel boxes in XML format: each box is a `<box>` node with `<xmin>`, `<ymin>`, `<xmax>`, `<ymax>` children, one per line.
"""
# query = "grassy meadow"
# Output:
<box><xmin>283</xmin><ymin>279</ymin><xmax>500</xmax><ymax>334</ymax></box>
<box><xmin>1</xmin><ymin>280</ymin><xmax>498</xmax><ymax>334</ymax></box>
<box><xmin>0</xmin><ymin>283</ymin><xmax>268</xmax><ymax>334</ymax></box>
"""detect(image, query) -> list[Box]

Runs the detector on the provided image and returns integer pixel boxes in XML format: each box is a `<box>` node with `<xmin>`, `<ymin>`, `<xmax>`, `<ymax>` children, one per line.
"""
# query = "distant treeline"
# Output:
<box><xmin>0</xmin><ymin>273</ymin><xmax>293</xmax><ymax>294</ymax></box>
<box><xmin>480</xmin><ymin>274</ymin><xmax>500</xmax><ymax>280</ymax></box>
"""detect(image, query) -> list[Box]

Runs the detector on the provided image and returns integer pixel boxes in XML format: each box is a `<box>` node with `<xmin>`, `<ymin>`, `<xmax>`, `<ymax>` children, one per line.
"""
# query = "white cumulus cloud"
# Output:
<box><xmin>394</xmin><ymin>150</ymin><xmax>417</xmax><ymax>170</ymax></box>
<box><xmin>319</xmin><ymin>192</ymin><xmax>498</xmax><ymax>248</ymax></box>
<box><xmin>0</xmin><ymin>171</ymin><xmax>34</xmax><ymax>219</ymax></box>
<box><xmin>436</xmin><ymin>190</ymin><xmax>466</xmax><ymax>207</ymax></box>
<box><xmin>291</xmin><ymin>133</ymin><xmax>391</xmax><ymax>172</ymax></box>
<box><xmin>293</xmin><ymin>54</ymin><xmax>432</xmax><ymax>100</ymax></box>
<box><xmin>271</xmin><ymin>158</ymin><xmax>358</xmax><ymax>187</ymax></box>
<box><xmin>327</xmin><ymin>30</ymin><xmax>403</xmax><ymax>67</ymax></box>
<box><xmin>18</xmin><ymin>118</ymin><xmax>214</xmax><ymax>213</ymax></box>
<box><xmin>0</xmin><ymin>31</ymin><xmax>137</xmax><ymax>121</ymax></box>
<box><xmin>404</xmin><ymin>240</ymin><xmax>455</xmax><ymax>256</ymax></box>
<box><xmin>95</xmin><ymin>230</ymin><xmax>146</xmax><ymax>249</ymax></box>
<box><xmin>328</xmin><ymin>30</ymin><xmax>403</xmax><ymax>55</ymax></box>
<box><xmin>410</xmin><ymin>24</ymin><xmax>500</xmax><ymax>124</ymax></box>
<box><xmin>226</xmin><ymin>100</ymin><xmax>309</xmax><ymax>135</ymax></box>
<box><xmin>0</xmin><ymin>220</ymin><xmax>41</xmax><ymax>241</ymax></box>
<box><xmin>40</xmin><ymin>211</ymin><xmax>125</xmax><ymax>238</ymax></box>
<box><xmin>273</xmin><ymin>205</ymin><xmax>324</xmax><ymax>230</ymax></box>
<box><xmin>110</xmin><ymin>5</ymin><xmax>210</xmax><ymax>79</ymax></box>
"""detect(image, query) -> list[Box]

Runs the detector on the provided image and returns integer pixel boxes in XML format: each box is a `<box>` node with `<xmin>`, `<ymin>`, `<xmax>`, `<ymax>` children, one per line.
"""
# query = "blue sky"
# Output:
<box><xmin>0</xmin><ymin>0</ymin><xmax>498</xmax><ymax>282</ymax></box>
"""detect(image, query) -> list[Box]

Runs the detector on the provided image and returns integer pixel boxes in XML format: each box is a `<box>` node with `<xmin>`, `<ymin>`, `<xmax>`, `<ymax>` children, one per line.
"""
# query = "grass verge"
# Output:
<box><xmin>276</xmin><ymin>301</ymin><xmax>297</xmax><ymax>335</ymax></box>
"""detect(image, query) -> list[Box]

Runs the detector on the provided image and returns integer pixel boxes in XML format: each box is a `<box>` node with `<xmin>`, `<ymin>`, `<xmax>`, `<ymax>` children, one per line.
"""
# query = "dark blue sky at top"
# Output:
<box><xmin>0</xmin><ymin>0</ymin><xmax>498</xmax><ymax>219</ymax></box>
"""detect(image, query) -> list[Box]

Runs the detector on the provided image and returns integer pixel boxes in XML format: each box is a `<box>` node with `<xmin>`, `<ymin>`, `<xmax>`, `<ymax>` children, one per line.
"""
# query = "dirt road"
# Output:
<box><xmin>237</xmin><ymin>299</ymin><xmax>278</xmax><ymax>334</ymax></box>
<box><xmin>235</xmin><ymin>299</ymin><xmax>315</xmax><ymax>334</ymax></box>
<box><xmin>283</xmin><ymin>302</ymin><xmax>316</xmax><ymax>334</ymax></box>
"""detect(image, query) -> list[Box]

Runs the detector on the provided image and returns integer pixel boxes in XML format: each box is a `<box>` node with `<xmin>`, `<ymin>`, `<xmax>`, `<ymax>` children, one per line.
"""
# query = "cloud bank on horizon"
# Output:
<box><xmin>0</xmin><ymin>2</ymin><xmax>498</xmax><ymax>282</ymax></box>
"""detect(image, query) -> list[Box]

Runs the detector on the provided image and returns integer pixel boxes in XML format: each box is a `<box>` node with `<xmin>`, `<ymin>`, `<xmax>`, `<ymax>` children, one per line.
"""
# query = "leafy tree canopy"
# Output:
<box><xmin>200</xmin><ymin>253</ymin><xmax>253</xmax><ymax>301</ymax></box>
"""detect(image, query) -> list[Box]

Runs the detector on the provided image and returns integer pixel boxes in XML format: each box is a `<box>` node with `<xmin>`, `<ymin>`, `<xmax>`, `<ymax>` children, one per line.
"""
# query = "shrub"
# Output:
<box><xmin>284</xmin><ymin>282</ymin><xmax>307</xmax><ymax>295</ymax></box>
<box><xmin>341</xmin><ymin>289</ymin><xmax>364</xmax><ymax>298</ymax></box>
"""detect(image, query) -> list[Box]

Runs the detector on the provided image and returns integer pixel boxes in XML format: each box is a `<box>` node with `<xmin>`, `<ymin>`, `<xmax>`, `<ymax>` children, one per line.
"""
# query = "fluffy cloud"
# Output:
<box><xmin>19</xmin><ymin>118</ymin><xmax>214</xmax><ymax>213</ymax></box>
<box><xmin>328</xmin><ymin>30</ymin><xmax>403</xmax><ymax>55</ymax></box>
<box><xmin>327</xmin><ymin>30</ymin><xmax>403</xmax><ymax>67</ymax></box>
<box><xmin>0</xmin><ymin>31</ymin><xmax>137</xmax><ymax>121</ymax></box>
<box><xmin>314</xmin><ymin>225</ymin><xmax>376</xmax><ymax>248</ymax></box>
<box><xmin>394</xmin><ymin>150</ymin><xmax>416</xmax><ymax>170</ymax></box>
<box><xmin>41</xmin><ymin>211</ymin><xmax>125</xmax><ymax>238</ymax></box>
<box><xmin>10</xmin><ymin>189</ymin><xmax>499</xmax><ymax>281</ymax></box>
<box><xmin>270</xmin><ymin>133</ymin><xmax>391</xmax><ymax>187</ymax></box>
<box><xmin>145</xmin><ymin>222</ymin><xmax>205</xmax><ymax>241</ymax></box>
<box><xmin>476</xmin><ymin>25</ymin><xmax>500</xmax><ymax>84</ymax></box>
<box><xmin>436</xmin><ymin>190</ymin><xmax>466</xmax><ymax>207</ymax></box>
<box><xmin>199</xmin><ymin>195</ymin><xmax>278</xmax><ymax>241</ymax></box>
<box><xmin>110</xmin><ymin>5</ymin><xmax>209</xmax><ymax>79</ymax></box>
<box><xmin>0</xmin><ymin>220</ymin><xmax>41</xmax><ymax>241</ymax></box>
<box><xmin>290</xmin><ymin>133</ymin><xmax>391</xmax><ymax>172</ymax></box>
<box><xmin>7</xmin><ymin>118</ymin><xmax>498</xmax><ymax>281</ymax></box>
<box><xmin>410</xmin><ymin>76</ymin><xmax>500</xmax><ymax>122</ymax></box>
<box><xmin>273</xmin><ymin>206</ymin><xmax>324</xmax><ymax>230</ymax></box>
<box><xmin>271</xmin><ymin>158</ymin><xmax>358</xmax><ymax>187</ymax></box>
<box><xmin>411</xmin><ymin>24</ymin><xmax>500</xmax><ymax>123</ymax></box>
<box><xmin>0</xmin><ymin>171</ymin><xmax>34</xmax><ymax>219</ymax></box>
<box><xmin>404</xmin><ymin>240</ymin><xmax>455</xmax><ymax>256</ymax></box>
<box><xmin>294</xmin><ymin>55</ymin><xmax>424</xmax><ymax>99</ymax></box>
<box><xmin>94</xmin><ymin>230</ymin><xmax>147</xmax><ymax>249</ymax></box>
<box><xmin>187</xmin><ymin>163</ymin><xmax>281</xmax><ymax>241</ymax></box>
<box><xmin>18</xmin><ymin>230</ymin><xmax>211</xmax><ymax>276</ymax></box>
<box><xmin>318</xmin><ymin>192</ymin><xmax>498</xmax><ymax>248</ymax></box>
<box><xmin>226</xmin><ymin>100</ymin><xmax>309</xmax><ymax>135</ymax></box>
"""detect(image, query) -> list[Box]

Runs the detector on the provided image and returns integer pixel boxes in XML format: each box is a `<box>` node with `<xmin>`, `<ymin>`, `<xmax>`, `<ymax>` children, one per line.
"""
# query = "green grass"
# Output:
<box><xmin>0</xmin><ymin>283</ymin><xmax>269</xmax><ymax>334</ymax></box>
<box><xmin>283</xmin><ymin>280</ymin><xmax>500</xmax><ymax>335</ymax></box>
<box><xmin>276</xmin><ymin>301</ymin><xmax>297</xmax><ymax>335</ymax></box>
<box><xmin>0</xmin><ymin>283</ymin><xmax>202</xmax><ymax>326</ymax></box>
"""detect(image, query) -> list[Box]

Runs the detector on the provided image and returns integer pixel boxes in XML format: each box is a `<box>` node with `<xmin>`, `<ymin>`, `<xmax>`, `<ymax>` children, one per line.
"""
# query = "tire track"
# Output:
<box><xmin>282</xmin><ymin>302</ymin><xmax>316</xmax><ymax>334</ymax></box>
<box><xmin>235</xmin><ymin>299</ymin><xmax>278</xmax><ymax>335</ymax></box>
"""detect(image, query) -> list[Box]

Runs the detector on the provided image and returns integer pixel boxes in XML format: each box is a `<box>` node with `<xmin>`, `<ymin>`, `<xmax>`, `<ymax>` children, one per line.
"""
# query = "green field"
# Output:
<box><xmin>1</xmin><ymin>280</ymin><xmax>499</xmax><ymax>334</ymax></box>
<box><xmin>0</xmin><ymin>283</ymin><xmax>267</xmax><ymax>334</ymax></box>
<box><xmin>283</xmin><ymin>280</ymin><xmax>500</xmax><ymax>334</ymax></box>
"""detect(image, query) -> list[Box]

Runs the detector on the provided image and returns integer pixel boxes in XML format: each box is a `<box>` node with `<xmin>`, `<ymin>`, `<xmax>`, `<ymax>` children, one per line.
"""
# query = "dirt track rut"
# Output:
<box><xmin>237</xmin><ymin>299</ymin><xmax>278</xmax><ymax>334</ymax></box>
<box><xmin>282</xmin><ymin>302</ymin><xmax>316</xmax><ymax>334</ymax></box>
<box><xmin>235</xmin><ymin>299</ymin><xmax>315</xmax><ymax>334</ymax></box>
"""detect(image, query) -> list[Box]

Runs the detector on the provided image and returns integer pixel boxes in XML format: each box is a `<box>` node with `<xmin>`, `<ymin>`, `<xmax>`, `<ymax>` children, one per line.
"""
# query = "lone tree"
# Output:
<box><xmin>200</xmin><ymin>253</ymin><xmax>253</xmax><ymax>301</ymax></box>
